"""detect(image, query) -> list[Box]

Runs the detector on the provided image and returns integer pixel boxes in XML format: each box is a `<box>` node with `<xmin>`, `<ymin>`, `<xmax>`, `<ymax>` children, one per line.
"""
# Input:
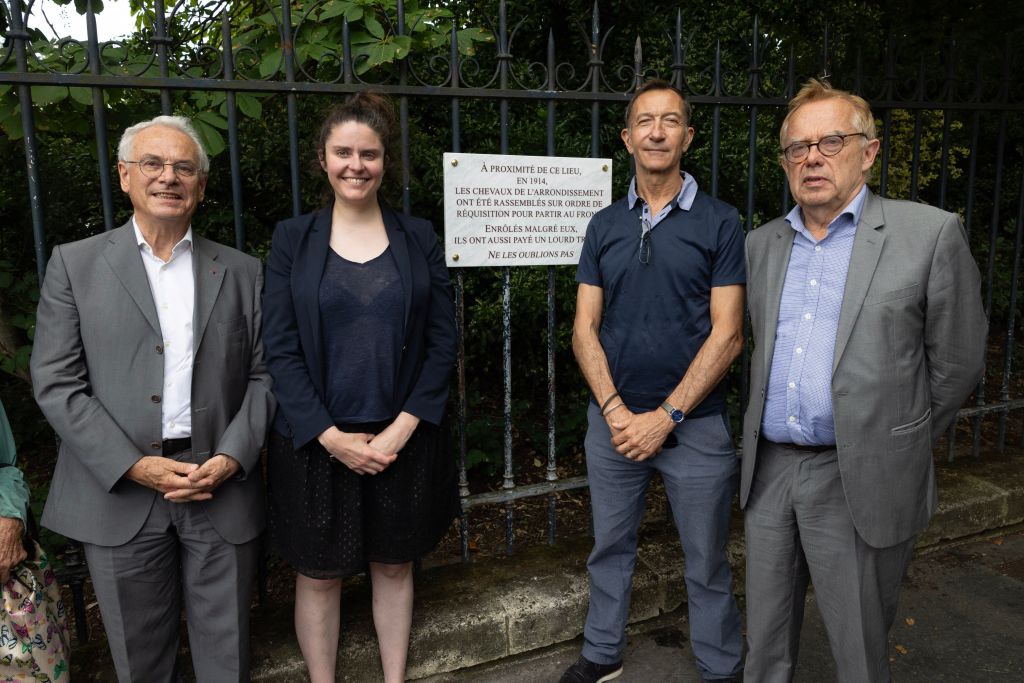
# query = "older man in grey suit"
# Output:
<box><xmin>31</xmin><ymin>116</ymin><xmax>273</xmax><ymax>682</ymax></box>
<box><xmin>741</xmin><ymin>80</ymin><xmax>986</xmax><ymax>683</ymax></box>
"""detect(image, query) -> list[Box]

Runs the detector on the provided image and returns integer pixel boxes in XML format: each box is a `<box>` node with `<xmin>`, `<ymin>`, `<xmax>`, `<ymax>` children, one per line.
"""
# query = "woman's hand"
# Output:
<box><xmin>318</xmin><ymin>426</ymin><xmax>396</xmax><ymax>475</ymax></box>
<box><xmin>368</xmin><ymin>412</ymin><xmax>420</xmax><ymax>459</ymax></box>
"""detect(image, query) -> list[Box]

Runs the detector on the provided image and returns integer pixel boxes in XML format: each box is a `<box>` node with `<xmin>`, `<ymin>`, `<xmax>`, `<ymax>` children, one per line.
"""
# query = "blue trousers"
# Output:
<box><xmin>581</xmin><ymin>403</ymin><xmax>743</xmax><ymax>680</ymax></box>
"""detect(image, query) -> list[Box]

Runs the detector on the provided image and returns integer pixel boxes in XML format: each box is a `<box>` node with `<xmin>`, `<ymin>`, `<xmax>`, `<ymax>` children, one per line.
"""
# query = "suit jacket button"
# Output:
<box><xmin>151</xmin><ymin>394</ymin><xmax>161</xmax><ymax>403</ymax></box>
<box><xmin>150</xmin><ymin>441</ymin><xmax>161</xmax><ymax>450</ymax></box>
<box><xmin>156</xmin><ymin>345</ymin><xmax>164</xmax><ymax>354</ymax></box>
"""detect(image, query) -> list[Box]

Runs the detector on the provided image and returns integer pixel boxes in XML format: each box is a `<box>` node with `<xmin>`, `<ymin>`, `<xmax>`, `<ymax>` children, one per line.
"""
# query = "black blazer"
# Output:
<box><xmin>262</xmin><ymin>202</ymin><xmax>457</xmax><ymax>449</ymax></box>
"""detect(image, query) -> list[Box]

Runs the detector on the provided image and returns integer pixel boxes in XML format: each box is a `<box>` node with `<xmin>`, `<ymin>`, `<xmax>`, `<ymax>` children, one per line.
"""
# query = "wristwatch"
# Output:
<box><xmin>661</xmin><ymin>402</ymin><xmax>685</xmax><ymax>423</ymax></box>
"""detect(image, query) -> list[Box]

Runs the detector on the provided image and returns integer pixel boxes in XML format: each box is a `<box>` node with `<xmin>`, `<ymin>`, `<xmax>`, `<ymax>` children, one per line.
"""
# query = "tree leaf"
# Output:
<box><xmin>195</xmin><ymin>110</ymin><xmax>229</xmax><ymax>130</ymax></box>
<box><xmin>457</xmin><ymin>27</ymin><xmax>494</xmax><ymax>56</ymax></box>
<box><xmin>259</xmin><ymin>48</ymin><xmax>283</xmax><ymax>78</ymax></box>
<box><xmin>393</xmin><ymin>34</ymin><xmax>412</xmax><ymax>60</ymax></box>
<box><xmin>364</xmin><ymin>40</ymin><xmax>397</xmax><ymax>68</ymax></box>
<box><xmin>31</xmin><ymin>86</ymin><xmax>68</xmax><ymax>107</ymax></box>
<box><xmin>309</xmin><ymin>26</ymin><xmax>329</xmax><ymax>43</ymax></box>
<box><xmin>193</xmin><ymin>119</ymin><xmax>225</xmax><ymax>157</ymax></box>
<box><xmin>236</xmin><ymin>93</ymin><xmax>262</xmax><ymax>120</ymax></box>
<box><xmin>319</xmin><ymin>1</ymin><xmax>350</xmax><ymax>20</ymax></box>
<box><xmin>348</xmin><ymin>30</ymin><xmax>376</xmax><ymax>45</ymax></box>
<box><xmin>364</xmin><ymin>15</ymin><xmax>386</xmax><ymax>39</ymax></box>
<box><xmin>68</xmin><ymin>87</ymin><xmax>92</xmax><ymax>106</ymax></box>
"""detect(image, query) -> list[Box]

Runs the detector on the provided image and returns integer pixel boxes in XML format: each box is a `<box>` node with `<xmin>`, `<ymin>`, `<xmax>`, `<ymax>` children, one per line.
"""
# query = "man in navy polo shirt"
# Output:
<box><xmin>560</xmin><ymin>80</ymin><xmax>746</xmax><ymax>683</ymax></box>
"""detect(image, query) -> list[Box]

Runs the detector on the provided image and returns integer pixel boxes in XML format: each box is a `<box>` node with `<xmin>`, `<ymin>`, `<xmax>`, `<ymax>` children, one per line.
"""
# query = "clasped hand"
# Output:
<box><xmin>318</xmin><ymin>426</ymin><xmax>397</xmax><ymax>475</ymax></box>
<box><xmin>607</xmin><ymin>407</ymin><xmax>674</xmax><ymax>461</ymax></box>
<box><xmin>127</xmin><ymin>454</ymin><xmax>241</xmax><ymax>502</ymax></box>
<box><xmin>318</xmin><ymin>414</ymin><xmax>419</xmax><ymax>475</ymax></box>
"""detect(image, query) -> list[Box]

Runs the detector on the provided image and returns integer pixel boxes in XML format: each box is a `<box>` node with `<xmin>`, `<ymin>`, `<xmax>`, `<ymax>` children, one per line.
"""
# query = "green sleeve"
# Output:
<box><xmin>0</xmin><ymin>399</ymin><xmax>30</xmax><ymax>525</ymax></box>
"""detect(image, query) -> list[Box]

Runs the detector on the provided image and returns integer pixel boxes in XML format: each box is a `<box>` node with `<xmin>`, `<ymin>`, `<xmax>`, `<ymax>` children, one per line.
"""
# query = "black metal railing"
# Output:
<box><xmin>3</xmin><ymin>0</ymin><xmax>1022</xmax><ymax>624</ymax></box>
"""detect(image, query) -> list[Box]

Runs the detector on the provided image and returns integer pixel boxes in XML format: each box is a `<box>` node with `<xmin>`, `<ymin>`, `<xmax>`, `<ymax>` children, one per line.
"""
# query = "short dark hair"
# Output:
<box><xmin>624</xmin><ymin>80</ymin><xmax>692</xmax><ymax>127</ymax></box>
<box><xmin>315</xmin><ymin>91</ymin><xmax>399</xmax><ymax>174</ymax></box>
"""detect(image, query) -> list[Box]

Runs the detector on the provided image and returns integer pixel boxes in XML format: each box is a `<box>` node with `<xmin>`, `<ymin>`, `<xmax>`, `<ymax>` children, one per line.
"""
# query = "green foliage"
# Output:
<box><xmin>874</xmin><ymin>110</ymin><xmax>968</xmax><ymax>202</ymax></box>
<box><xmin>0</xmin><ymin>261</ymin><xmax>37</xmax><ymax>379</ymax></box>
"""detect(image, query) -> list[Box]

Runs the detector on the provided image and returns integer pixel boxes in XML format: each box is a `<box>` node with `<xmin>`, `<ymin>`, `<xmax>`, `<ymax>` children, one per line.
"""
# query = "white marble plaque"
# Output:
<box><xmin>443</xmin><ymin>153</ymin><xmax>613</xmax><ymax>267</ymax></box>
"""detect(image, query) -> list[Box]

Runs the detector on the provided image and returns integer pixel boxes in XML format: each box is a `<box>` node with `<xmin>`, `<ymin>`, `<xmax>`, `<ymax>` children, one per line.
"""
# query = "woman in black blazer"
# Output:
<box><xmin>262</xmin><ymin>93</ymin><xmax>458</xmax><ymax>683</ymax></box>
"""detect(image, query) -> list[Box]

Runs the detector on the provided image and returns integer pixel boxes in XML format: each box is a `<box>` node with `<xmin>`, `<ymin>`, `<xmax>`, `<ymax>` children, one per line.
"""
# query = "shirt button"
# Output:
<box><xmin>788</xmin><ymin>382</ymin><xmax>796</xmax><ymax>389</ymax></box>
<box><xmin>804</xmin><ymin>313</ymin><xmax>812</xmax><ymax>320</ymax></box>
<box><xmin>795</xmin><ymin>347</ymin><xmax>803</xmax><ymax>354</ymax></box>
<box><xmin>815</xmin><ymin>246</ymin><xmax>822</xmax><ymax>252</ymax></box>
<box><xmin>788</xmin><ymin>416</ymin><xmax>796</xmax><ymax>423</ymax></box>
<box><xmin>169</xmin><ymin>421</ymin><xmax>175</xmax><ymax>428</ymax></box>
<box><xmin>809</xmin><ymin>279</ymin><xmax>818</xmax><ymax>286</ymax></box>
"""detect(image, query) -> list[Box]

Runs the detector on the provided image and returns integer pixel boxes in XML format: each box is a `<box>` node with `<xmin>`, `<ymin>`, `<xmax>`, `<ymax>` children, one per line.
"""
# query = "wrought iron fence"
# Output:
<box><xmin>3</xmin><ymin>0</ymin><xmax>1023</xmax><ymax>576</ymax></box>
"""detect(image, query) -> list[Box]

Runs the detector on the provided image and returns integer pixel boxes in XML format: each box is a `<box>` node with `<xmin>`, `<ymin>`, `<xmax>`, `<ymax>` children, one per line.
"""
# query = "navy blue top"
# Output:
<box><xmin>320</xmin><ymin>247</ymin><xmax>404</xmax><ymax>423</ymax></box>
<box><xmin>575</xmin><ymin>182</ymin><xmax>746</xmax><ymax>418</ymax></box>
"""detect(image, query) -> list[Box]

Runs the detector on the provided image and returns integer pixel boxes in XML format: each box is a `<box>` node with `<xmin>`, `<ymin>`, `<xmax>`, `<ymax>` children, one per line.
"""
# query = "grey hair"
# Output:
<box><xmin>117</xmin><ymin>115</ymin><xmax>210</xmax><ymax>173</ymax></box>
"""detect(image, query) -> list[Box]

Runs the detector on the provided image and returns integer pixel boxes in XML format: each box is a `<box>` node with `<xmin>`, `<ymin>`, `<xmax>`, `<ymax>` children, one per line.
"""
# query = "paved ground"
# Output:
<box><xmin>419</xmin><ymin>528</ymin><xmax>1024</xmax><ymax>682</ymax></box>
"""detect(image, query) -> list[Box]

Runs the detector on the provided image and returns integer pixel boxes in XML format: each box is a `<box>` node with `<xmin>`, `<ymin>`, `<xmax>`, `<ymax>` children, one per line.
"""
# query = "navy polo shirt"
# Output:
<box><xmin>575</xmin><ymin>175</ymin><xmax>746</xmax><ymax>418</ymax></box>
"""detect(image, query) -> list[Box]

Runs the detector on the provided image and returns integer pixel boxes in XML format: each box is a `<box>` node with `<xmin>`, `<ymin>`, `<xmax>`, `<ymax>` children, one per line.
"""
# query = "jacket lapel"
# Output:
<box><xmin>102</xmin><ymin>222</ymin><xmax>162</xmax><ymax>336</ymax></box>
<box><xmin>301</xmin><ymin>210</ymin><xmax>332</xmax><ymax>373</ymax></box>
<box><xmin>382</xmin><ymin>204</ymin><xmax>413</xmax><ymax>332</ymax></box>
<box><xmin>761</xmin><ymin>221</ymin><xmax>796</xmax><ymax>372</ymax></box>
<box><xmin>193</xmin><ymin>235</ymin><xmax>224</xmax><ymax>350</ymax></box>
<box><xmin>833</xmin><ymin>191</ymin><xmax>886</xmax><ymax>373</ymax></box>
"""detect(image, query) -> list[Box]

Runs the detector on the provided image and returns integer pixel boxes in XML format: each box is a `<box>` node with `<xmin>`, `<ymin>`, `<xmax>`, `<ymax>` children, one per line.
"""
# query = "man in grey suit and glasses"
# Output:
<box><xmin>31</xmin><ymin>116</ymin><xmax>274</xmax><ymax>682</ymax></box>
<box><xmin>741</xmin><ymin>79</ymin><xmax>986</xmax><ymax>683</ymax></box>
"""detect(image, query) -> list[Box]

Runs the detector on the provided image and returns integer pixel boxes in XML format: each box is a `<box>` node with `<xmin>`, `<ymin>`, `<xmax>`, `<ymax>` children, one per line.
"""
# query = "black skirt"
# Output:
<box><xmin>267</xmin><ymin>420</ymin><xmax>459</xmax><ymax>579</ymax></box>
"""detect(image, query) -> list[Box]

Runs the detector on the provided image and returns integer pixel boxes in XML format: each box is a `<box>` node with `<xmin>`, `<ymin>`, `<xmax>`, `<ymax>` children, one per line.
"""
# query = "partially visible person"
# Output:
<box><xmin>742</xmin><ymin>79</ymin><xmax>987</xmax><ymax>683</ymax></box>
<box><xmin>0</xmin><ymin>397</ymin><xmax>69</xmax><ymax>681</ymax></box>
<box><xmin>0</xmin><ymin>397</ymin><xmax>30</xmax><ymax>584</ymax></box>
<box><xmin>562</xmin><ymin>80</ymin><xmax>745</xmax><ymax>683</ymax></box>
<box><xmin>262</xmin><ymin>92</ymin><xmax>458</xmax><ymax>683</ymax></box>
<box><xmin>31</xmin><ymin>115</ymin><xmax>273</xmax><ymax>682</ymax></box>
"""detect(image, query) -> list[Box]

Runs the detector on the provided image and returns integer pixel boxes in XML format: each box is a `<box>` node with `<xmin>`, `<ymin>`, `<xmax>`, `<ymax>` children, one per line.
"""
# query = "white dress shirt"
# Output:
<box><xmin>133</xmin><ymin>220</ymin><xmax>195</xmax><ymax>439</ymax></box>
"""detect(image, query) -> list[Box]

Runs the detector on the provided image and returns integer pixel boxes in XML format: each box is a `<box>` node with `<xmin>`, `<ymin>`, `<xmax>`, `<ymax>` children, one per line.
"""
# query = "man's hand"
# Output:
<box><xmin>610</xmin><ymin>409</ymin><xmax>674</xmax><ymax>461</ymax></box>
<box><xmin>162</xmin><ymin>454</ymin><xmax>242</xmax><ymax>502</ymax></box>
<box><xmin>126</xmin><ymin>455</ymin><xmax>200</xmax><ymax>493</ymax></box>
<box><xmin>0</xmin><ymin>517</ymin><xmax>26</xmax><ymax>584</ymax></box>
<box><xmin>319</xmin><ymin>426</ymin><xmax>396</xmax><ymax>475</ymax></box>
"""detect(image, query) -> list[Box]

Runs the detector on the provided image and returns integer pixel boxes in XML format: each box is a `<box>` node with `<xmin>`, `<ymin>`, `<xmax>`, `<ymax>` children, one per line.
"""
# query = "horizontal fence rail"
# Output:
<box><xmin>3</xmin><ymin>0</ymin><xmax>1023</xmax><ymax>581</ymax></box>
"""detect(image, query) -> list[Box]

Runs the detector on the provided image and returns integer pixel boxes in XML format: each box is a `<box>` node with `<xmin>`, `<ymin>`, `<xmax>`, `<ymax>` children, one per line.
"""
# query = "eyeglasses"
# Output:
<box><xmin>781</xmin><ymin>132</ymin><xmax>867</xmax><ymax>163</ymax></box>
<box><xmin>124</xmin><ymin>157</ymin><xmax>201</xmax><ymax>179</ymax></box>
<box><xmin>639</xmin><ymin>218</ymin><xmax>652</xmax><ymax>265</ymax></box>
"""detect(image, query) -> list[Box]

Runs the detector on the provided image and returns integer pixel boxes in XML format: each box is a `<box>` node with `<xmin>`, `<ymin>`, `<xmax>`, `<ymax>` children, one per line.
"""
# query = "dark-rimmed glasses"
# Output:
<box><xmin>781</xmin><ymin>132</ymin><xmax>867</xmax><ymax>163</ymax></box>
<box><xmin>639</xmin><ymin>218</ymin><xmax>652</xmax><ymax>265</ymax></box>
<box><xmin>124</xmin><ymin>157</ymin><xmax>201</xmax><ymax>179</ymax></box>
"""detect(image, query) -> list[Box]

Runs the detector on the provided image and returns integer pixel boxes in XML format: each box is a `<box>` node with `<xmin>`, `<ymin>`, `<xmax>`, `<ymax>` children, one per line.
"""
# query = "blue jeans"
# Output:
<box><xmin>581</xmin><ymin>403</ymin><xmax>743</xmax><ymax>680</ymax></box>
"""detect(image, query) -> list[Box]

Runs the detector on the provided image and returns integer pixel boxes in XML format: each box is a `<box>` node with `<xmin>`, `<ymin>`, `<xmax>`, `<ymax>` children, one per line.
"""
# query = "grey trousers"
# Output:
<box><xmin>83</xmin><ymin>489</ymin><xmax>258</xmax><ymax>683</ymax></box>
<box><xmin>743</xmin><ymin>441</ymin><xmax>916</xmax><ymax>683</ymax></box>
<box><xmin>582</xmin><ymin>403</ymin><xmax>743</xmax><ymax>679</ymax></box>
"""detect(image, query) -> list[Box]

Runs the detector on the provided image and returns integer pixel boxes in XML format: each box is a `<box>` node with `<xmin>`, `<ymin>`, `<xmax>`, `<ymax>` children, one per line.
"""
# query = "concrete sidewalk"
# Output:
<box><xmin>241</xmin><ymin>456</ymin><xmax>1024</xmax><ymax>682</ymax></box>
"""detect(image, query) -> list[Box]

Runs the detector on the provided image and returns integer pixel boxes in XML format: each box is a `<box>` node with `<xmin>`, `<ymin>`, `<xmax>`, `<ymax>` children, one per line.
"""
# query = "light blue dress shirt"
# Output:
<box><xmin>761</xmin><ymin>185</ymin><xmax>868</xmax><ymax>446</ymax></box>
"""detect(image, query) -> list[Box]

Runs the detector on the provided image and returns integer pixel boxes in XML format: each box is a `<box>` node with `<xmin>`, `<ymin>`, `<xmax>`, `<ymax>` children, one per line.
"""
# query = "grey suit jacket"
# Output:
<box><xmin>741</xmin><ymin>191</ymin><xmax>986</xmax><ymax>548</ymax></box>
<box><xmin>31</xmin><ymin>222</ymin><xmax>274</xmax><ymax>546</ymax></box>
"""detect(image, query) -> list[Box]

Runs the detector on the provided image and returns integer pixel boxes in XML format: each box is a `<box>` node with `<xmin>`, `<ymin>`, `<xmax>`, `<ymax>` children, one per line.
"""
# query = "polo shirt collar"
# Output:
<box><xmin>785</xmin><ymin>183</ymin><xmax>868</xmax><ymax>241</ymax></box>
<box><xmin>627</xmin><ymin>171</ymin><xmax>698</xmax><ymax>212</ymax></box>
